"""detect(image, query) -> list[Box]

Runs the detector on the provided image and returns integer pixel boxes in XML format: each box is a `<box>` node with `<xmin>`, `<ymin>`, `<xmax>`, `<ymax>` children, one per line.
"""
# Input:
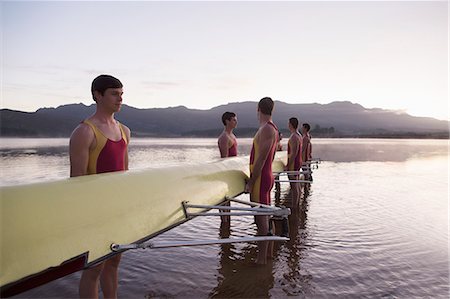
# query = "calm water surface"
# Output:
<box><xmin>1</xmin><ymin>138</ymin><xmax>448</xmax><ymax>298</ymax></box>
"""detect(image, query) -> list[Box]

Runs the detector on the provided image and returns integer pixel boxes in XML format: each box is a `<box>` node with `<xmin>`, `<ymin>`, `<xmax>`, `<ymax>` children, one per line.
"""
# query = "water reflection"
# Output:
<box><xmin>211</xmin><ymin>182</ymin><xmax>316</xmax><ymax>298</ymax></box>
<box><xmin>211</xmin><ymin>223</ymin><xmax>274</xmax><ymax>298</ymax></box>
<box><xmin>271</xmin><ymin>187</ymin><xmax>313</xmax><ymax>297</ymax></box>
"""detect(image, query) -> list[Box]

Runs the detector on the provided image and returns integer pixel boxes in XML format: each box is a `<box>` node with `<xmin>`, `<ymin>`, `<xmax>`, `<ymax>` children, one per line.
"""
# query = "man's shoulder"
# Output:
<box><xmin>262</xmin><ymin>122</ymin><xmax>277</xmax><ymax>134</ymax></box>
<box><xmin>260</xmin><ymin>123</ymin><xmax>277</xmax><ymax>140</ymax></box>
<box><xmin>218</xmin><ymin>131</ymin><xmax>227</xmax><ymax>140</ymax></box>
<box><xmin>119</xmin><ymin>122</ymin><xmax>131</xmax><ymax>133</ymax></box>
<box><xmin>69</xmin><ymin>121</ymin><xmax>95</xmax><ymax>148</ymax></box>
<box><xmin>71</xmin><ymin>121</ymin><xmax>94</xmax><ymax>137</ymax></box>
<box><xmin>290</xmin><ymin>134</ymin><xmax>300</xmax><ymax>141</ymax></box>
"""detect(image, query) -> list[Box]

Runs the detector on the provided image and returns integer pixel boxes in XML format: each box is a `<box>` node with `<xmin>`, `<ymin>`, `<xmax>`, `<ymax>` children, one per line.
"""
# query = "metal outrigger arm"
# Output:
<box><xmin>111</xmin><ymin>196</ymin><xmax>291</xmax><ymax>252</ymax></box>
<box><xmin>111</xmin><ymin>235</ymin><xmax>289</xmax><ymax>251</ymax></box>
<box><xmin>273</xmin><ymin>170</ymin><xmax>311</xmax><ymax>175</ymax></box>
<box><xmin>181</xmin><ymin>199</ymin><xmax>291</xmax><ymax>218</ymax></box>
<box><xmin>275</xmin><ymin>179</ymin><xmax>312</xmax><ymax>183</ymax></box>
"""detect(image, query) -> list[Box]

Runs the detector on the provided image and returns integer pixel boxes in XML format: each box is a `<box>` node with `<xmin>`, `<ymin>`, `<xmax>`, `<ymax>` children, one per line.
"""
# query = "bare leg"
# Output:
<box><xmin>254</xmin><ymin>215</ymin><xmax>269</xmax><ymax>264</ymax></box>
<box><xmin>99</xmin><ymin>254</ymin><xmax>121</xmax><ymax>299</ymax></box>
<box><xmin>289</xmin><ymin>182</ymin><xmax>295</xmax><ymax>205</ymax></box>
<box><xmin>274</xmin><ymin>175</ymin><xmax>281</xmax><ymax>201</ymax></box>
<box><xmin>267</xmin><ymin>218</ymin><xmax>274</xmax><ymax>260</ymax></box>
<box><xmin>293</xmin><ymin>182</ymin><xmax>300</xmax><ymax>207</ymax></box>
<box><xmin>79</xmin><ymin>263</ymin><xmax>104</xmax><ymax>299</ymax></box>
<box><xmin>267</xmin><ymin>239</ymin><xmax>274</xmax><ymax>260</ymax></box>
<box><xmin>296</xmin><ymin>181</ymin><xmax>302</xmax><ymax>205</ymax></box>
<box><xmin>220</xmin><ymin>201</ymin><xmax>230</xmax><ymax>224</ymax></box>
<box><xmin>289</xmin><ymin>175</ymin><xmax>299</xmax><ymax>208</ymax></box>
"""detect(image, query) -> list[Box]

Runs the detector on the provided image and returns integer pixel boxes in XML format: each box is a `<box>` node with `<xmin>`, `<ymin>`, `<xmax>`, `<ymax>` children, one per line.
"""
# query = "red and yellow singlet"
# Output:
<box><xmin>228</xmin><ymin>138</ymin><xmax>238</xmax><ymax>157</ymax></box>
<box><xmin>83</xmin><ymin>120</ymin><xmax>128</xmax><ymax>174</ymax></box>
<box><xmin>287</xmin><ymin>133</ymin><xmax>303</xmax><ymax>171</ymax></box>
<box><xmin>249</xmin><ymin>121</ymin><xmax>279</xmax><ymax>205</ymax></box>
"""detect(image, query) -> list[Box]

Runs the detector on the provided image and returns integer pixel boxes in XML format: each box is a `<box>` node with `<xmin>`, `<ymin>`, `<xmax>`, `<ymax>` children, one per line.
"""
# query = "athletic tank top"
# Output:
<box><xmin>249</xmin><ymin>121</ymin><xmax>279</xmax><ymax>177</ymax></box>
<box><xmin>228</xmin><ymin>137</ymin><xmax>238</xmax><ymax>157</ymax></box>
<box><xmin>83</xmin><ymin>120</ymin><xmax>128</xmax><ymax>174</ymax></box>
<box><xmin>288</xmin><ymin>133</ymin><xmax>303</xmax><ymax>171</ymax></box>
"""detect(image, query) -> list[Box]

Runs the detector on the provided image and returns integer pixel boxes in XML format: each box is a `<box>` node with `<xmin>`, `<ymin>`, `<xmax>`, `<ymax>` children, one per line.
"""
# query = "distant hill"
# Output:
<box><xmin>0</xmin><ymin>101</ymin><xmax>448</xmax><ymax>138</ymax></box>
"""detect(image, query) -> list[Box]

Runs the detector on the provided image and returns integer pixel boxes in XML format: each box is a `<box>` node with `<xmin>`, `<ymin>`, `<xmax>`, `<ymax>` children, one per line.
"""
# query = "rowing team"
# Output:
<box><xmin>217</xmin><ymin>101</ymin><xmax>314</xmax><ymax>207</ymax></box>
<box><xmin>69</xmin><ymin>74</ymin><xmax>314</xmax><ymax>297</ymax></box>
<box><xmin>217</xmin><ymin>97</ymin><xmax>314</xmax><ymax>265</ymax></box>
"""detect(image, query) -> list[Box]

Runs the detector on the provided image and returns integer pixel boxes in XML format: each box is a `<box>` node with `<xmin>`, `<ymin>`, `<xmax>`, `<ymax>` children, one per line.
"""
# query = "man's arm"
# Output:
<box><xmin>302</xmin><ymin>136</ymin><xmax>310</xmax><ymax>162</ymax></box>
<box><xmin>245</xmin><ymin>126</ymin><xmax>276</xmax><ymax>192</ymax></box>
<box><xmin>218</xmin><ymin>134</ymin><xmax>229</xmax><ymax>158</ymax></box>
<box><xmin>122</xmin><ymin>124</ymin><xmax>131</xmax><ymax>170</ymax></box>
<box><xmin>69</xmin><ymin>124</ymin><xmax>94</xmax><ymax>177</ymax></box>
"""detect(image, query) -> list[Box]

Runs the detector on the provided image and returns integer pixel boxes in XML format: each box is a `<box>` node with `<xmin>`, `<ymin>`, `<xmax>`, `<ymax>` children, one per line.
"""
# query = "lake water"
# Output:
<box><xmin>1</xmin><ymin>138</ymin><xmax>448</xmax><ymax>298</ymax></box>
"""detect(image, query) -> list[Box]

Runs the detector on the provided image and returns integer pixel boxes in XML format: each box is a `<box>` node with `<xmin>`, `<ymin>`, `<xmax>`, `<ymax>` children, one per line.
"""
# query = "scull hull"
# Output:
<box><xmin>0</xmin><ymin>153</ymin><xmax>286</xmax><ymax>296</ymax></box>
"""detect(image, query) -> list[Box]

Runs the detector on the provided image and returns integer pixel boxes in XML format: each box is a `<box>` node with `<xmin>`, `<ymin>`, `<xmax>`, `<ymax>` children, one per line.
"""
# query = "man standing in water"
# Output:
<box><xmin>285</xmin><ymin>117</ymin><xmax>302</xmax><ymax>207</ymax></box>
<box><xmin>70</xmin><ymin>75</ymin><xmax>131</xmax><ymax>298</ymax></box>
<box><xmin>218</xmin><ymin>111</ymin><xmax>238</xmax><ymax>158</ymax></box>
<box><xmin>301</xmin><ymin>123</ymin><xmax>312</xmax><ymax>182</ymax></box>
<box><xmin>217</xmin><ymin>111</ymin><xmax>238</xmax><ymax>224</ymax></box>
<box><xmin>245</xmin><ymin>97</ymin><xmax>279</xmax><ymax>265</ymax></box>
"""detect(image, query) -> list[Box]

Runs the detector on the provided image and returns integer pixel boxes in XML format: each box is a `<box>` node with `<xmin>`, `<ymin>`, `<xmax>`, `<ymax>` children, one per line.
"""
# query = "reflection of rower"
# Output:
<box><xmin>271</xmin><ymin>189</ymin><xmax>313</xmax><ymax>296</ymax></box>
<box><xmin>210</xmin><ymin>218</ymin><xmax>275</xmax><ymax>298</ymax></box>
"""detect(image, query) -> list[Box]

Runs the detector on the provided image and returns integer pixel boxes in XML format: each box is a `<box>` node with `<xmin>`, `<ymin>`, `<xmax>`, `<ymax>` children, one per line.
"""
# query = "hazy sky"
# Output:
<box><xmin>2</xmin><ymin>1</ymin><xmax>448</xmax><ymax>120</ymax></box>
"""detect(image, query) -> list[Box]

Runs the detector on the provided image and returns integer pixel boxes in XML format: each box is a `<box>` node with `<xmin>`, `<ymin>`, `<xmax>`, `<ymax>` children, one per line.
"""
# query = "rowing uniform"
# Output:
<box><xmin>249</xmin><ymin>121</ymin><xmax>279</xmax><ymax>205</ymax></box>
<box><xmin>83</xmin><ymin>120</ymin><xmax>128</xmax><ymax>174</ymax></box>
<box><xmin>228</xmin><ymin>137</ymin><xmax>238</xmax><ymax>157</ymax></box>
<box><xmin>287</xmin><ymin>132</ymin><xmax>303</xmax><ymax>172</ymax></box>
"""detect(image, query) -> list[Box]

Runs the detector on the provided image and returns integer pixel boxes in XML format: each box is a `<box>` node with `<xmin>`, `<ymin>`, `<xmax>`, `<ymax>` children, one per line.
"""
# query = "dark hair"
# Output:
<box><xmin>289</xmin><ymin>117</ymin><xmax>299</xmax><ymax>129</ymax></box>
<box><xmin>258</xmin><ymin>97</ymin><xmax>274</xmax><ymax>115</ymax></box>
<box><xmin>91</xmin><ymin>75</ymin><xmax>123</xmax><ymax>101</ymax></box>
<box><xmin>221</xmin><ymin>111</ymin><xmax>236</xmax><ymax>125</ymax></box>
<box><xmin>302</xmin><ymin>123</ymin><xmax>311</xmax><ymax>132</ymax></box>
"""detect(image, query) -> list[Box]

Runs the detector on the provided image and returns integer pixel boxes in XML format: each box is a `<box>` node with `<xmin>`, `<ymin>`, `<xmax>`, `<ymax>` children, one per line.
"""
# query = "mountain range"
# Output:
<box><xmin>1</xmin><ymin>101</ymin><xmax>448</xmax><ymax>138</ymax></box>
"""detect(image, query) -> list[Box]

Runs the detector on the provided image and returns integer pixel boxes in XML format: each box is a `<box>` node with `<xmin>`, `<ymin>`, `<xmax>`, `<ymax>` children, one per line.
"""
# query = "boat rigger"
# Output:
<box><xmin>112</xmin><ymin>198</ymin><xmax>291</xmax><ymax>251</ymax></box>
